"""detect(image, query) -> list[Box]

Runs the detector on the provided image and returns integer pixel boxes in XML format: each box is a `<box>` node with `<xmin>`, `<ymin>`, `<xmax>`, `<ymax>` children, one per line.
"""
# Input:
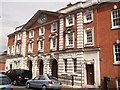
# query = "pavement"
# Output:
<box><xmin>13</xmin><ymin>85</ymin><xmax>101</xmax><ymax>90</ymax></box>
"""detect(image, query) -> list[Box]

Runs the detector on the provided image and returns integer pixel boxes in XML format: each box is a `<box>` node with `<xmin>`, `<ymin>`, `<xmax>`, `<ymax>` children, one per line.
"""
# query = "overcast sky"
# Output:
<box><xmin>0</xmin><ymin>0</ymin><xmax>86</xmax><ymax>52</ymax></box>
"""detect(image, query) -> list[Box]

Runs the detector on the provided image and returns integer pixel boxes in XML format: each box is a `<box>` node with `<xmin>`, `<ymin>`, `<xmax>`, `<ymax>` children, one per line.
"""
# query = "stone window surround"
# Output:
<box><xmin>39</xmin><ymin>26</ymin><xmax>45</xmax><ymax>36</ymax></box>
<box><xmin>84</xmin><ymin>10</ymin><xmax>93</xmax><ymax>24</ymax></box>
<box><xmin>113</xmin><ymin>40</ymin><xmax>120</xmax><ymax>65</ymax></box>
<box><xmin>51</xmin><ymin>22</ymin><xmax>58</xmax><ymax>33</ymax></box>
<box><xmin>111</xmin><ymin>8</ymin><xmax>120</xmax><ymax>29</ymax></box>
<box><xmin>66</xmin><ymin>15</ymin><xmax>75</xmax><ymax>27</ymax></box>
<box><xmin>84</xmin><ymin>27</ymin><xmax>94</xmax><ymax>47</ymax></box>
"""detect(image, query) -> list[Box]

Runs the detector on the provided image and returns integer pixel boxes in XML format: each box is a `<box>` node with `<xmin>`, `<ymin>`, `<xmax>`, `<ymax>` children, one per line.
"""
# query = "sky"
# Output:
<box><xmin>0</xmin><ymin>0</ymin><xmax>87</xmax><ymax>52</ymax></box>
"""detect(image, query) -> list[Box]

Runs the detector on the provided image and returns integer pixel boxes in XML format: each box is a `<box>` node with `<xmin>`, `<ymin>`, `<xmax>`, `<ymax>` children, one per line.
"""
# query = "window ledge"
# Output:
<box><xmin>111</xmin><ymin>26</ymin><xmax>120</xmax><ymax>30</ymax></box>
<box><xmin>17</xmin><ymin>38</ymin><xmax>21</xmax><ymax>40</ymax></box>
<box><xmin>84</xmin><ymin>43</ymin><xmax>94</xmax><ymax>47</ymax></box>
<box><xmin>84</xmin><ymin>20</ymin><xmax>93</xmax><ymax>24</ymax></box>
<box><xmin>39</xmin><ymin>34</ymin><xmax>44</xmax><ymax>36</ymax></box>
<box><xmin>28</xmin><ymin>51</ymin><xmax>32</xmax><ymax>54</ymax></box>
<box><xmin>65</xmin><ymin>45</ymin><xmax>74</xmax><ymax>48</ymax></box>
<box><xmin>50</xmin><ymin>48</ymin><xmax>56</xmax><ymax>51</ymax></box>
<box><xmin>51</xmin><ymin>30</ymin><xmax>57</xmax><ymax>33</ymax></box>
<box><xmin>29</xmin><ymin>36</ymin><xmax>34</xmax><ymax>39</ymax></box>
<box><xmin>16</xmin><ymin>52</ymin><xmax>20</xmax><ymax>54</ymax></box>
<box><xmin>38</xmin><ymin>50</ymin><xmax>43</xmax><ymax>52</ymax></box>
<box><xmin>66</xmin><ymin>24</ymin><xmax>74</xmax><ymax>27</ymax></box>
<box><xmin>113</xmin><ymin>62</ymin><xmax>120</xmax><ymax>65</ymax></box>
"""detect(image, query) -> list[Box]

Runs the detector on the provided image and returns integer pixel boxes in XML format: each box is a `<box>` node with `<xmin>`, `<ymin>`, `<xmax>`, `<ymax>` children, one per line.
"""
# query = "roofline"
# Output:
<box><xmin>57</xmin><ymin>1</ymin><xmax>85</xmax><ymax>13</ymax></box>
<box><xmin>21</xmin><ymin>10</ymin><xmax>64</xmax><ymax>30</ymax></box>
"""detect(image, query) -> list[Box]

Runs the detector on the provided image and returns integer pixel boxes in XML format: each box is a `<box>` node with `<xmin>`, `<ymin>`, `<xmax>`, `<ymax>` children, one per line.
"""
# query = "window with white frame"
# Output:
<box><xmin>84</xmin><ymin>10</ymin><xmax>93</xmax><ymax>23</ymax></box>
<box><xmin>39</xmin><ymin>27</ymin><xmax>45</xmax><ymax>35</ymax></box>
<box><xmin>66</xmin><ymin>33</ymin><xmax>74</xmax><ymax>48</ymax></box>
<box><xmin>11</xmin><ymin>46</ymin><xmax>14</xmax><ymax>54</ymax></box>
<box><xmin>117</xmin><ymin>78</ymin><xmax>120</xmax><ymax>89</ymax></box>
<box><xmin>51</xmin><ymin>22</ymin><xmax>57</xmax><ymax>32</ymax></box>
<box><xmin>7</xmin><ymin>46</ymin><xmax>11</xmax><ymax>55</ymax></box>
<box><xmin>16</xmin><ymin>44</ymin><xmax>20</xmax><ymax>54</ymax></box>
<box><xmin>29</xmin><ymin>30</ymin><xmax>34</xmax><ymax>38</ymax></box>
<box><xmin>38</xmin><ymin>40</ymin><xmax>44</xmax><ymax>51</ymax></box>
<box><xmin>66</xmin><ymin>15</ymin><xmax>74</xmax><ymax>27</ymax></box>
<box><xmin>73</xmin><ymin>58</ymin><xmax>77</xmax><ymax>72</ymax></box>
<box><xmin>28</xmin><ymin>43</ymin><xmax>33</xmax><ymax>53</ymax></box>
<box><xmin>17</xmin><ymin>33</ymin><xmax>21</xmax><ymax>40</ymax></box>
<box><xmin>50</xmin><ymin>38</ymin><xmax>57</xmax><ymax>50</ymax></box>
<box><xmin>64</xmin><ymin>59</ymin><xmax>67</xmax><ymax>72</ymax></box>
<box><xmin>114</xmin><ymin>43</ymin><xmax>120</xmax><ymax>64</ymax></box>
<box><xmin>84</xmin><ymin>28</ymin><xmax>94</xmax><ymax>46</ymax></box>
<box><xmin>111</xmin><ymin>8</ymin><xmax>120</xmax><ymax>29</ymax></box>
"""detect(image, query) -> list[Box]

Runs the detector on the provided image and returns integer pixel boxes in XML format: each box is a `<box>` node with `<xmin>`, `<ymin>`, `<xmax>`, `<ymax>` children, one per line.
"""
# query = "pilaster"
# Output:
<box><xmin>59</xmin><ymin>18</ymin><xmax>64</xmax><ymax>50</ymax></box>
<box><xmin>77</xmin><ymin>12</ymin><xmax>84</xmax><ymax>48</ymax></box>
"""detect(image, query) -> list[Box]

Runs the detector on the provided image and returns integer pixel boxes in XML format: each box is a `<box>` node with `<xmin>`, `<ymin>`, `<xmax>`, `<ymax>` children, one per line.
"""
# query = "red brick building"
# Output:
<box><xmin>6</xmin><ymin>0</ymin><xmax>120</xmax><ymax>89</ymax></box>
<box><xmin>0</xmin><ymin>51</ymin><xmax>7</xmax><ymax>72</ymax></box>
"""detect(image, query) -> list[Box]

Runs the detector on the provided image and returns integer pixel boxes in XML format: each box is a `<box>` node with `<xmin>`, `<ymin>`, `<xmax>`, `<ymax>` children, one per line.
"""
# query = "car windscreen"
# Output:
<box><xmin>0</xmin><ymin>77</ymin><xmax>10</xmax><ymax>85</ymax></box>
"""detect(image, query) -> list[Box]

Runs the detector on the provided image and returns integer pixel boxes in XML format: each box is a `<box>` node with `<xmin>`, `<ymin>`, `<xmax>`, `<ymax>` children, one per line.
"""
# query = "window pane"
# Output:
<box><xmin>115</xmin><ymin>43</ymin><xmax>120</xmax><ymax>61</ymax></box>
<box><xmin>31</xmin><ymin>31</ymin><xmax>33</xmax><ymax>36</ymax></box>
<box><xmin>39</xmin><ymin>27</ymin><xmax>44</xmax><ymax>35</ymax></box>
<box><xmin>40</xmin><ymin>41</ymin><xmax>43</xmax><ymax>49</ymax></box>
<box><xmin>52</xmin><ymin>23</ymin><xmax>57</xmax><ymax>31</ymax></box>
<box><xmin>39</xmin><ymin>41</ymin><xmax>43</xmax><ymax>50</ymax></box>
<box><xmin>41</xmin><ymin>28</ymin><xmax>44</xmax><ymax>33</ymax></box>
<box><xmin>68</xmin><ymin>33</ymin><xmax>73</xmax><ymax>45</ymax></box>
<box><xmin>73</xmin><ymin>59</ymin><xmax>77</xmax><ymax>72</ymax></box>
<box><xmin>86</xmin><ymin>12</ymin><xmax>92</xmax><ymax>21</ymax></box>
<box><xmin>86</xmin><ymin>30</ymin><xmax>92</xmax><ymax>43</ymax></box>
<box><xmin>112</xmin><ymin>9</ymin><xmax>120</xmax><ymax>27</ymax></box>
<box><xmin>68</xmin><ymin>17</ymin><xmax>73</xmax><ymax>25</ymax></box>
<box><xmin>64</xmin><ymin>59</ymin><xmax>67</xmax><ymax>72</ymax></box>
<box><xmin>118</xmin><ymin>79</ymin><xmax>120</xmax><ymax>86</ymax></box>
<box><xmin>52</xmin><ymin>38</ymin><xmax>56</xmax><ymax>48</ymax></box>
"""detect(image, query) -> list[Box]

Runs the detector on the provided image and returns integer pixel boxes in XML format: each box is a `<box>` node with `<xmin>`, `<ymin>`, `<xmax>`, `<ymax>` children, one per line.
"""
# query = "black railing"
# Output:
<box><xmin>57</xmin><ymin>75</ymin><xmax>81</xmax><ymax>86</ymax></box>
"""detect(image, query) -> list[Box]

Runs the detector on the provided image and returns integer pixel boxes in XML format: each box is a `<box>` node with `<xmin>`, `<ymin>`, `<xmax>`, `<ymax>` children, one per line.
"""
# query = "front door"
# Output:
<box><xmin>86</xmin><ymin>64</ymin><xmax>94</xmax><ymax>85</ymax></box>
<box><xmin>27</xmin><ymin>60</ymin><xmax>32</xmax><ymax>72</ymax></box>
<box><xmin>52</xmin><ymin>59</ymin><xmax>58</xmax><ymax>77</ymax></box>
<box><xmin>39</xmin><ymin>60</ymin><xmax>43</xmax><ymax>75</ymax></box>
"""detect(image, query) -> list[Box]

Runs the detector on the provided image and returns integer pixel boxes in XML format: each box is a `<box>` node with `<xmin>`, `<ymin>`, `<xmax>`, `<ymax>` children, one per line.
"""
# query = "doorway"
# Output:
<box><xmin>27</xmin><ymin>60</ymin><xmax>32</xmax><ymax>71</ymax></box>
<box><xmin>39</xmin><ymin>60</ymin><xmax>43</xmax><ymax>75</ymax></box>
<box><xmin>86</xmin><ymin>64</ymin><xmax>94</xmax><ymax>85</ymax></box>
<box><xmin>10</xmin><ymin>64</ymin><xmax>12</xmax><ymax>69</ymax></box>
<box><xmin>52</xmin><ymin>59</ymin><xmax>58</xmax><ymax>77</ymax></box>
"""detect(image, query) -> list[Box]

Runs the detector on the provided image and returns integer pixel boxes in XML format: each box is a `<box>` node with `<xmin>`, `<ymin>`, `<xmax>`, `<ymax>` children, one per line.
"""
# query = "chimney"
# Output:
<box><xmin>67</xmin><ymin>2</ymin><xmax>72</xmax><ymax>7</ymax></box>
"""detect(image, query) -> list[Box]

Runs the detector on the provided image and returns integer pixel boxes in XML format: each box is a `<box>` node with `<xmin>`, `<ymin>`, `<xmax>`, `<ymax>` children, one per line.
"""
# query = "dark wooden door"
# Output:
<box><xmin>52</xmin><ymin>60</ymin><xmax>58</xmax><ymax>77</ymax></box>
<box><xmin>86</xmin><ymin>64</ymin><xmax>94</xmax><ymax>85</ymax></box>
<box><xmin>10</xmin><ymin>64</ymin><xmax>12</xmax><ymax>69</ymax></box>
<box><xmin>39</xmin><ymin>60</ymin><xmax>43</xmax><ymax>75</ymax></box>
<box><xmin>28</xmin><ymin>60</ymin><xmax>32</xmax><ymax>71</ymax></box>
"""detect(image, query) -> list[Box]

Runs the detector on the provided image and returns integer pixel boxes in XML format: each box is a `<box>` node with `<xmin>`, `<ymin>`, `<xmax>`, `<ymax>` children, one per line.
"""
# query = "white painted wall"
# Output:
<box><xmin>84</xmin><ymin>51</ymin><xmax>101</xmax><ymax>88</ymax></box>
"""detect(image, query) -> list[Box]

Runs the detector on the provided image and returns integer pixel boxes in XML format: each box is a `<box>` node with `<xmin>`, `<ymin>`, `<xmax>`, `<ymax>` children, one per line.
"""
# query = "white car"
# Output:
<box><xmin>26</xmin><ymin>75</ymin><xmax>62</xmax><ymax>90</ymax></box>
<box><xmin>0</xmin><ymin>74</ymin><xmax>13</xmax><ymax>90</ymax></box>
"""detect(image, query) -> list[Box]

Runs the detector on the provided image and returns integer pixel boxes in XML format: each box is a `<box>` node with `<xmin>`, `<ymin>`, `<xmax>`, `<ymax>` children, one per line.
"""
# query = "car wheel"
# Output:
<box><xmin>42</xmin><ymin>85</ymin><xmax>47</xmax><ymax>90</ymax></box>
<box><xmin>26</xmin><ymin>83</ymin><xmax>31</xmax><ymax>89</ymax></box>
<box><xmin>13</xmin><ymin>80</ymin><xmax>17</xmax><ymax>86</ymax></box>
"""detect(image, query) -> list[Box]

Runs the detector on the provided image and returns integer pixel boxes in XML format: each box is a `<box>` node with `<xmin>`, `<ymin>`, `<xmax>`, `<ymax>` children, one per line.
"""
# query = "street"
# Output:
<box><xmin>13</xmin><ymin>85</ymin><xmax>82</xmax><ymax>90</ymax></box>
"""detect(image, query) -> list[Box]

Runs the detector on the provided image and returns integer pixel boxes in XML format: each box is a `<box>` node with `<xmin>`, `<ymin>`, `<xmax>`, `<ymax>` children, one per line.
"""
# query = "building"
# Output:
<box><xmin>5</xmin><ymin>0</ymin><xmax>120</xmax><ymax>89</ymax></box>
<box><xmin>0</xmin><ymin>51</ymin><xmax>7</xmax><ymax>72</ymax></box>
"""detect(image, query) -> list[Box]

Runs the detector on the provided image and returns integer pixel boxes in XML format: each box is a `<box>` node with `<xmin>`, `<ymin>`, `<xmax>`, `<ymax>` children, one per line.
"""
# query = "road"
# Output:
<box><xmin>13</xmin><ymin>85</ymin><xmax>81</xmax><ymax>90</ymax></box>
